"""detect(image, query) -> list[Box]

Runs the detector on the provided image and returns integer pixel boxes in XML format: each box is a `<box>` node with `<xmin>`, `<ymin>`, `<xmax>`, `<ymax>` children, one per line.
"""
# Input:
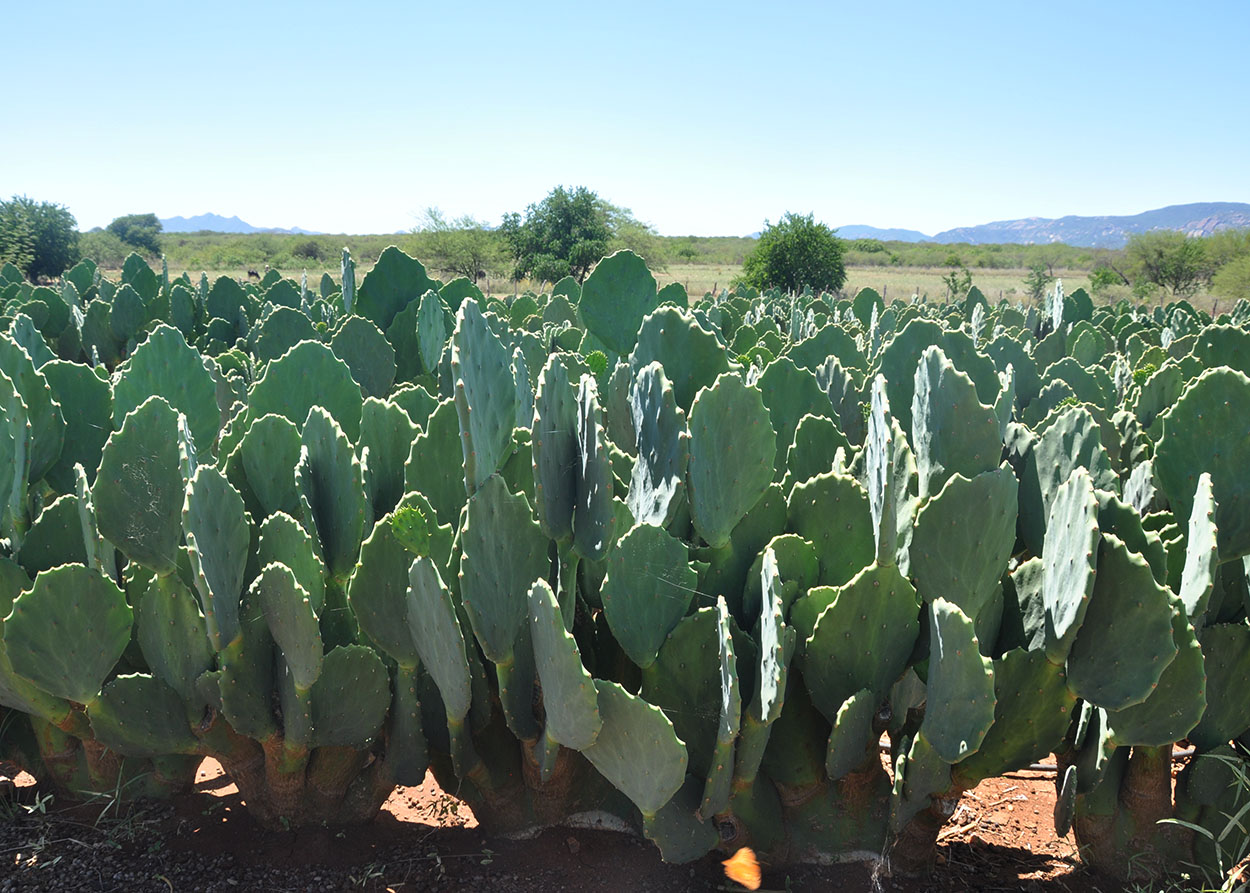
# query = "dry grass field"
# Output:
<box><xmin>104</xmin><ymin>259</ymin><xmax>1224</xmax><ymax>314</ymax></box>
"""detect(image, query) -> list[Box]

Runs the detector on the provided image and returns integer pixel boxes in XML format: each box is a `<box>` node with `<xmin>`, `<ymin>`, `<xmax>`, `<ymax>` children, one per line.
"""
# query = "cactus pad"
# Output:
<box><xmin>1066</xmin><ymin>533</ymin><xmax>1178</xmax><ymax>710</ymax></box>
<box><xmin>529</xmin><ymin>579</ymin><xmax>601</xmax><ymax>751</ymax></box>
<box><xmin>601</xmin><ymin>523</ymin><xmax>697</xmax><ymax>669</ymax></box>
<box><xmin>921</xmin><ymin>598</ymin><xmax>995</xmax><ymax>763</ymax></box>
<box><xmin>183</xmin><ymin>465</ymin><xmax>250</xmax><ymax>651</ymax></box>
<box><xmin>94</xmin><ymin>396</ymin><xmax>184</xmax><ymax>575</ymax></box>
<box><xmin>458</xmin><ymin>474</ymin><xmax>548</xmax><ymax>663</ymax></box>
<box><xmin>582</xmin><ymin>679</ymin><xmax>686</xmax><ymax>818</ymax></box>
<box><xmin>4</xmin><ymin>564</ymin><xmax>132</xmax><ymax>705</ymax></box>
<box><xmin>687</xmin><ymin>372</ymin><xmax>776</xmax><ymax>549</ymax></box>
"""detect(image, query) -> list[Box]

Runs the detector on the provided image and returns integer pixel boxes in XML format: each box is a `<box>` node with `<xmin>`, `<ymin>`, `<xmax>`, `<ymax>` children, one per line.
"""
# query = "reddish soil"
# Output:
<box><xmin>0</xmin><ymin>759</ymin><xmax>1128</xmax><ymax>892</ymax></box>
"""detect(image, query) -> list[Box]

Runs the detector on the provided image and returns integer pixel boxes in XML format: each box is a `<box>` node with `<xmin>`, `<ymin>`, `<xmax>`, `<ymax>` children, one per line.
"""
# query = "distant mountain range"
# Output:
<box><xmin>160</xmin><ymin>214</ymin><xmax>319</xmax><ymax>235</ymax></box>
<box><xmin>838</xmin><ymin>202</ymin><xmax>1250</xmax><ymax>248</ymax></box>
<box><xmin>162</xmin><ymin>203</ymin><xmax>1250</xmax><ymax>248</ymax></box>
<box><xmin>835</xmin><ymin>225</ymin><xmax>931</xmax><ymax>242</ymax></box>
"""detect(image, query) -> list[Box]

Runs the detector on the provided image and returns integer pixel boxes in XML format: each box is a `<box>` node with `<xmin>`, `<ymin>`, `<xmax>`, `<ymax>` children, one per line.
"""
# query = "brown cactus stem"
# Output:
<box><xmin>885</xmin><ymin>788</ymin><xmax>964</xmax><ymax>877</ymax></box>
<box><xmin>519</xmin><ymin>736</ymin><xmax>582</xmax><ymax>826</ymax></box>
<box><xmin>53</xmin><ymin>706</ymin><xmax>93</xmax><ymax>740</ymax></box>
<box><xmin>196</xmin><ymin>714</ymin><xmax>266</xmax><ymax>807</ymax></box>
<box><xmin>1070</xmin><ymin>745</ymin><xmax>1185</xmax><ymax>881</ymax></box>
<box><xmin>772</xmin><ymin>777</ymin><xmax>826</xmax><ymax>810</ymax></box>
<box><xmin>340</xmin><ymin>753</ymin><xmax>397</xmax><ymax>824</ymax></box>
<box><xmin>261</xmin><ymin>733</ymin><xmax>309</xmax><ymax>822</ymax></box>
<box><xmin>79</xmin><ymin>736</ymin><xmax>124</xmax><ymax>792</ymax></box>
<box><xmin>306</xmin><ymin>745</ymin><xmax>368</xmax><ymax>816</ymax></box>
<box><xmin>31</xmin><ymin>717</ymin><xmax>91</xmax><ymax>794</ymax></box>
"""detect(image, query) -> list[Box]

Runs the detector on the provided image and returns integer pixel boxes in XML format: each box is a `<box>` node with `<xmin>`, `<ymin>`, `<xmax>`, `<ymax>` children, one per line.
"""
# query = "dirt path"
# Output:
<box><xmin>0</xmin><ymin>760</ymin><xmax>1126</xmax><ymax>892</ymax></box>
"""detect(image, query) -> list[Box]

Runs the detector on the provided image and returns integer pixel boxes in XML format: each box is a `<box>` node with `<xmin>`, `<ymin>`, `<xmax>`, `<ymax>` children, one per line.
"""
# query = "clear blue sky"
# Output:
<box><xmin>3</xmin><ymin>1</ymin><xmax>1247</xmax><ymax>236</ymax></box>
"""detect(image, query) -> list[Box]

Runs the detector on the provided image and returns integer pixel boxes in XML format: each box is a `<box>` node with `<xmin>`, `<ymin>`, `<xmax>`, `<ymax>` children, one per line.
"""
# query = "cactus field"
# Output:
<box><xmin>2</xmin><ymin>245</ymin><xmax>1250</xmax><ymax>886</ymax></box>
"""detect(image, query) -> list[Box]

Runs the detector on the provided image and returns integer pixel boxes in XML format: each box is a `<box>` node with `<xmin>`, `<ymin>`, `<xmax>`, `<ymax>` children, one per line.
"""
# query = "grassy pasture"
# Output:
<box><xmin>97</xmin><ymin>230</ymin><xmax>1226</xmax><ymax>313</ymax></box>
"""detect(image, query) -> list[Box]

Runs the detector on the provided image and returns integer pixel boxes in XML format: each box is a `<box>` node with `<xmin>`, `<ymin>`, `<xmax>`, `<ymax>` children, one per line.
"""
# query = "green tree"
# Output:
<box><xmin>499</xmin><ymin>186</ymin><xmax>613</xmax><ymax>284</ymax></box>
<box><xmin>675</xmin><ymin>237</ymin><xmax>699</xmax><ymax>263</ymax></box>
<box><xmin>1023</xmin><ymin>263</ymin><xmax>1055</xmax><ymax>302</ymax></box>
<box><xmin>736</xmin><ymin>212</ymin><xmax>846</xmax><ymax>294</ymax></box>
<box><xmin>1212</xmin><ymin>255</ymin><xmax>1250</xmax><ymax>301</ymax></box>
<box><xmin>106</xmin><ymin>213</ymin><xmax>163</xmax><ymax>255</ymax></box>
<box><xmin>942</xmin><ymin>263</ymin><xmax>973</xmax><ymax>301</ymax></box>
<box><xmin>0</xmin><ymin>196</ymin><xmax>80</xmax><ymax>280</ymax></box>
<box><xmin>1203</xmin><ymin>228</ymin><xmax>1250</xmax><ymax>270</ymax></box>
<box><xmin>1088</xmin><ymin>264</ymin><xmax>1127</xmax><ymax>296</ymax></box>
<box><xmin>603</xmin><ymin>204</ymin><xmax>667</xmax><ymax>270</ymax></box>
<box><xmin>1126</xmin><ymin>230</ymin><xmax>1212</xmax><ymax>297</ymax></box>
<box><xmin>414</xmin><ymin>208</ymin><xmax>507</xmax><ymax>281</ymax></box>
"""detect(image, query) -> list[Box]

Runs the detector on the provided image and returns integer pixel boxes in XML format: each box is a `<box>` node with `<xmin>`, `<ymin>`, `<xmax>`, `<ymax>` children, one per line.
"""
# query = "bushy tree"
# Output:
<box><xmin>1088</xmin><ymin>264</ymin><xmax>1127</xmax><ymax>296</ymax></box>
<box><xmin>0</xmin><ymin>196</ymin><xmax>80</xmax><ymax>280</ymax></box>
<box><xmin>603</xmin><ymin>205</ymin><xmax>667</xmax><ymax>270</ymax></box>
<box><xmin>106</xmin><ymin>213</ymin><xmax>163</xmax><ymax>255</ymax></box>
<box><xmin>942</xmin><ymin>263</ymin><xmax>973</xmax><ymax>301</ymax></box>
<box><xmin>499</xmin><ymin>186</ymin><xmax>613</xmax><ymax>284</ymax></box>
<box><xmin>736</xmin><ymin>213</ymin><xmax>846</xmax><ymax>294</ymax></box>
<box><xmin>414</xmin><ymin>208</ymin><xmax>507</xmax><ymax>281</ymax></box>
<box><xmin>1126</xmin><ymin>230</ymin><xmax>1211</xmax><ymax>297</ymax></box>
<box><xmin>77</xmin><ymin>230</ymin><xmax>132</xmax><ymax>269</ymax></box>
<box><xmin>1023</xmin><ymin>263</ymin><xmax>1055</xmax><ymax>302</ymax></box>
<box><xmin>1213</xmin><ymin>255</ymin><xmax>1250</xmax><ymax>300</ymax></box>
<box><xmin>1203</xmin><ymin>228</ymin><xmax>1250</xmax><ymax>270</ymax></box>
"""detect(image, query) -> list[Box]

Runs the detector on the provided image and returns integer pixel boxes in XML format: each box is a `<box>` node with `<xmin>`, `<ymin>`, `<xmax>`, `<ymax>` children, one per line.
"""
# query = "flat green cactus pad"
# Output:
<box><xmin>93</xmin><ymin>396</ymin><xmax>184</xmax><ymax>575</ymax></box>
<box><xmin>258</xmin><ymin>511</ymin><xmax>327</xmax><ymax>616</ymax></box>
<box><xmin>825</xmin><ymin>687</ymin><xmax>877</xmax><ymax>780</ymax></box>
<box><xmin>688</xmin><ymin>372</ymin><xmax>776</xmax><ymax>550</ymax></box>
<box><xmin>1178</xmin><ymin>472</ymin><xmax>1219</xmax><ymax>627</ymax></box>
<box><xmin>114</xmin><ymin>324</ymin><xmax>219</xmax><ymax>454</ymax></box>
<box><xmin>1066</xmin><ymin>534</ymin><xmax>1178</xmax><ymax>711</ymax></box>
<box><xmin>5</xmin><ymin>564</ymin><xmax>132</xmax><ymax>705</ymax></box>
<box><xmin>627</xmin><ymin>361</ymin><xmax>690</xmax><ymax>529</ymax></box>
<box><xmin>582</xmin><ymin>679</ymin><xmax>686</xmax><ymax>818</ymax></box>
<box><xmin>1157</xmin><ymin>369</ymin><xmax>1250</xmax><ymax>561</ymax></box>
<box><xmin>255</xmin><ymin>562</ymin><xmax>323</xmax><ymax>692</ymax></box>
<box><xmin>249</xmin><ymin>340</ymin><xmax>364</xmax><ymax>441</ymax></box>
<box><xmin>309</xmin><ymin>644</ymin><xmax>391</xmax><ymax>749</ymax></box>
<box><xmin>529</xmin><ymin>579</ymin><xmax>601</xmax><ymax>751</ymax></box>
<box><xmin>349</xmin><ymin>515</ymin><xmax>420</xmax><ymax>667</ymax></box>
<box><xmin>1041</xmin><ymin>468</ymin><xmax>1099</xmax><ymax>664</ymax></box>
<box><xmin>458</xmin><ymin>474</ymin><xmax>548</xmax><ymax>663</ymax></box>
<box><xmin>951</xmin><ymin>648</ymin><xmax>1075</xmax><ymax>787</ymax></box>
<box><xmin>1105</xmin><ymin>596</ymin><xmax>1205</xmax><ymax>747</ymax></box>
<box><xmin>239</xmin><ymin>413</ymin><xmax>303</xmax><ymax>519</ymax></box>
<box><xmin>909</xmin><ymin>464</ymin><xmax>1017</xmax><ymax>619</ymax></box>
<box><xmin>921</xmin><ymin>598</ymin><xmax>995</xmax><ymax>764</ymax></box>
<box><xmin>579</xmin><ymin>250</ymin><xmax>658</xmax><ymax>356</ymax></box>
<box><xmin>296</xmin><ymin>407</ymin><xmax>368</xmax><ymax>579</ymax></box>
<box><xmin>183</xmin><ymin>465</ymin><xmax>250</xmax><ymax>652</ymax></box>
<box><xmin>601</xmin><ymin>523</ymin><xmax>697</xmax><ymax>669</ymax></box>
<box><xmin>1187</xmin><ymin>623</ymin><xmax>1250</xmax><ymax>750</ymax></box>
<box><xmin>88</xmin><ymin>673</ymin><xmax>198</xmax><ymax>757</ymax></box>
<box><xmin>804</xmin><ymin>563</ymin><xmax>920</xmax><ymax>723</ymax></box>
<box><xmin>137</xmin><ymin>574</ymin><xmax>214</xmax><ymax>703</ymax></box>
<box><xmin>452</xmin><ymin>300</ymin><xmax>517</xmax><ymax>496</ymax></box>
<box><xmin>911</xmin><ymin>345</ymin><xmax>1002</xmax><ymax>500</ymax></box>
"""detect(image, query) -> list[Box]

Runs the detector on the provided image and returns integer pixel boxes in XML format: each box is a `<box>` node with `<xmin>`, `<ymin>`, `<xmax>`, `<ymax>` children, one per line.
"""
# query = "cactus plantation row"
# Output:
<box><xmin>1</xmin><ymin>247</ymin><xmax>1249</xmax><ymax>880</ymax></box>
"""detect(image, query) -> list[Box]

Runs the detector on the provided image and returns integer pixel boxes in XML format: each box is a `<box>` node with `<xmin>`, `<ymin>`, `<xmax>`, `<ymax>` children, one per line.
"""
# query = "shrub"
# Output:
<box><xmin>0</xmin><ymin>195</ymin><xmax>80</xmax><ymax>280</ymax></box>
<box><xmin>736</xmin><ymin>212</ymin><xmax>846</xmax><ymax>295</ymax></box>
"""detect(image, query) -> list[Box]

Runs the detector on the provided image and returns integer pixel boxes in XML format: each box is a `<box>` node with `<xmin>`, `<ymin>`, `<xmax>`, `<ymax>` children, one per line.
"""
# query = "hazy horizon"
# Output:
<box><xmin>4</xmin><ymin>1</ymin><xmax>1247</xmax><ymax>237</ymax></box>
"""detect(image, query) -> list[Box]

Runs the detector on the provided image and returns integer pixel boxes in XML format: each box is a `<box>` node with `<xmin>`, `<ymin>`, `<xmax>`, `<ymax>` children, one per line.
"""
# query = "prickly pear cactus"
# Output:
<box><xmin>2</xmin><ymin>246</ymin><xmax>1247</xmax><ymax>881</ymax></box>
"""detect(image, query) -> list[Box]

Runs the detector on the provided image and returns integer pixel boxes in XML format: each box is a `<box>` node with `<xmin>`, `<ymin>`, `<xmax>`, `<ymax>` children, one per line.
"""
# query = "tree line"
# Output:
<box><xmin>2</xmin><ymin>191</ymin><xmax>1248</xmax><ymax>302</ymax></box>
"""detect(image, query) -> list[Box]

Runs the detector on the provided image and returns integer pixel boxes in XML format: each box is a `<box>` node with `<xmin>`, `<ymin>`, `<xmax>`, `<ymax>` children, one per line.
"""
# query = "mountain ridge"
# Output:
<box><xmin>161</xmin><ymin>203</ymin><xmax>1250</xmax><ymax>248</ymax></box>
<box><xmin>160</xmin><ymin>213</ymin><xmax>319</xmax><ymax>235</ymax></box>
<box><xmin>837</xmin><ymin>202</ymin><xmax>1250</xmax><ymax>248</ymax></box>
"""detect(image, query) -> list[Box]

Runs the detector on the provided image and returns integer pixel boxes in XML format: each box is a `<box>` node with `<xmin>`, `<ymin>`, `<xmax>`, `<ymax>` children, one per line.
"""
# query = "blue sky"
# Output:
<box><xmin>3</xmin><ymin>1</ymin><xmax>1247</xmax><ymax>236</ymax></box>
